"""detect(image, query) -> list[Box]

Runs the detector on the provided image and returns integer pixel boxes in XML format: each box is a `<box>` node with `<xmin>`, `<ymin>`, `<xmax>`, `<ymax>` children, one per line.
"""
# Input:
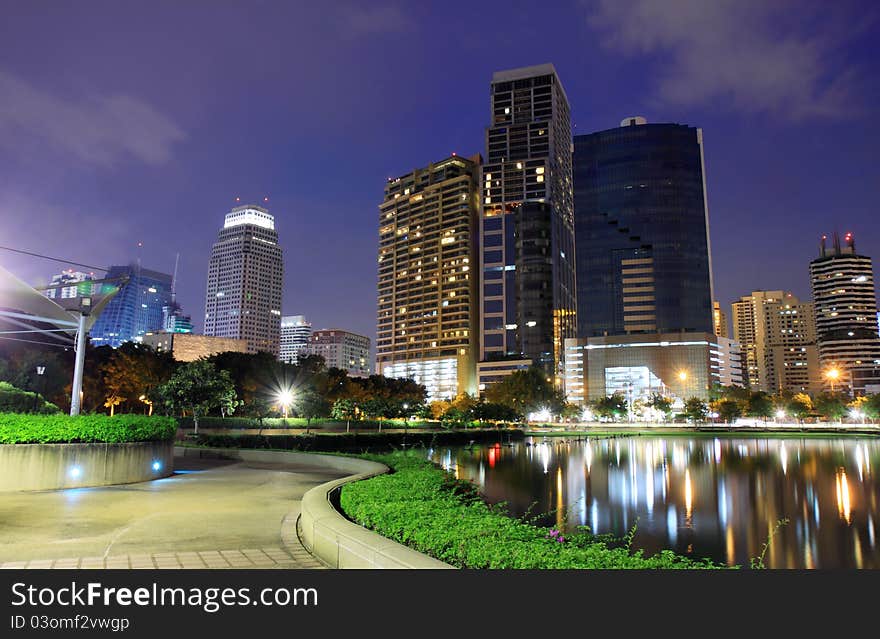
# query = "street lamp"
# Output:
<box><xmin>278</xmin><ymin>389</ymin><xmax>294</xmax><ymax>419</ymax></box>
<box><xmin>775</xmin><ymin>409</ymin><xmax>786</xmax><ymax>423</ymax></box>
<box><xmin>139</xmin><ymin>394</ymin><xmax>153</xmax><ymax>416</ymax></box>
<box><xmin>825</xmin><ymin>367</ymin><xmax>841</xmax><ymax>393</ymax></box>
<box><xmin>32</xmin><ymin>365</ymin><xmax>46</xmax><ymax>413</ymax></box>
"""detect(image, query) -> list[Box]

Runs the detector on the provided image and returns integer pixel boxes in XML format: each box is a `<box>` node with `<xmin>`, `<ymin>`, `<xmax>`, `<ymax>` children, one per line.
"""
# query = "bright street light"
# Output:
<box><xmin>278</xmin><ymin>389</ymin><xmax>294</xmax><ymax>418</ymax></box>
<box><xmin>678</xmin><ymin>371</ymin><xmax>688</xmax><ymax>382</ymax></box>
<box><xmin>825</xmin><ymin>367</ymin><xmax>841</xmax><ymax>393</ymax></box>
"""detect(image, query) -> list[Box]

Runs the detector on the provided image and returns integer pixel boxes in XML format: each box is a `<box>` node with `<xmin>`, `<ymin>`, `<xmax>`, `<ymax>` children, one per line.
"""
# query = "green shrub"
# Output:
<box><xmin>0</xmin><ymin>381</ymin><xmax>61</xmax><ymax>414</ymax></box>
<box><xmin>177</xmin><ymin>416</ymin><xmax>444</xmax><ymax>430</ymax></box>
<box><xmin>194</xmin><ymin>429</ymin><xmax>523</xmax><ymax>453</ymax></box>
<box><xmin>0</xmin><ymin>413</ymin><xmax>178</xmax><ymax>444</ymax></box>
<box><xmin>340</xmin><ymin>453</ymin><xmax>731</xmax><ymax>570</ymax></box>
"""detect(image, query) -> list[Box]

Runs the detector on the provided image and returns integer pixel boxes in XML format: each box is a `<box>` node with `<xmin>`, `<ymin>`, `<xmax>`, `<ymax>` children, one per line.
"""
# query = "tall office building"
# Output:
<box><xmin>376</xmin><ymin>155</ymin><xmax>480</xmax><ymax>401</ymax></box>
<box><xmin>810</xmin><ymin>232</ymin><xmax>880</xmax><ymax>395</ymax></box>
<box><xmin>90</xmin><ymin>264</ymin><xmax>173</xmax><ymax>348</ymax></box>
<box><xmin>573</xmin><ymin>117</ymin><xmax>714</xmax><ymax>338</ymax></box>
<box><xmin>713</xmin><ymin>301</ymin><xmax>728</xmax><ymax>338</ymax></box>
<box><xmin>279</xmin><ymin>315</ymin><xmax>313</xmax><ymax>364</ymax></box>
<box><xmin>731</xmin><ymin>290</ymin><xmax>820</xmax><ymax>394</ymax></box>
<box><xmin>308</xmin><ymin>329</ymin><xmax>371</xmax><ymax>377</ymax></box>
<box><xmin>204</xmin><ymin>205</ymin><xmax>283</xmax><ymax>355</ymax></box>
<box><xmin>480</xmin><ymin>64</ymin><xmax>576</xmax><ymax>385</ymax></box>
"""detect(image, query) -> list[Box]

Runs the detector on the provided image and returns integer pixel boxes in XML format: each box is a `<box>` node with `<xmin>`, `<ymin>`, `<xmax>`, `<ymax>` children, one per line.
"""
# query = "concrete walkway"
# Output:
<box><xmin>0</xmin><ymin>456</ymin><xmax>346</xmax><ymax>569</ymax></box>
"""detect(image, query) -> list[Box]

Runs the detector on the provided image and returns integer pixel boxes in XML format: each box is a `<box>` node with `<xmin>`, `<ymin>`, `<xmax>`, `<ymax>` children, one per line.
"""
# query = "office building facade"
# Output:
<box><xmin>204</xmin><ymin>205</ymin><xmax>283</xmax><ymax>355</ymax></box>
<box><xmin>573</xmin><ymin>117</ymin><xmax>714</xmax><ymax>338</ymax></box>
<box><xmin>309</xmin><ymin>329</ymin><xmax>371</xmax><ymax>377</ymax></box>
<box><xmin>44</xmin><ymin>270</ymin><xmax>95</xmax><ymax>300</ymax></box>
<box><xmin>279</xmin><ymin>315</ymin><xmax>313</xmax><ymax>364</ymax></box>
<box><xmin>141</xmin><ymin>332</ymin><xmax>247</xmax><ymax>361</ymax></box>
<box><xmin>731</xmin><ymin>290</ymin><xmax>821</xmax><ymax>394</ymax></box>
<box><xmin>810</xmin><ymin>232</ymin><xmax>880</xmax><ymax>395</ymax></box>
<box><xmin>480</xmin><ymin>64</ymin><xmax>576</xmax><ymax>382</ymax></box>
<box><xmin>89</xmin><ymin>264</ymin><xmax>173</xmax><ymax>348</ymax></box>
<box><xmin>376</xmin><ymin>155</ymin><xmax>480</xmax><ymax>400</ymax></box>
<box><xmin>713</xmin><ymin>301</ymin><xmax>728</xmax><ymax>338</ymax></box>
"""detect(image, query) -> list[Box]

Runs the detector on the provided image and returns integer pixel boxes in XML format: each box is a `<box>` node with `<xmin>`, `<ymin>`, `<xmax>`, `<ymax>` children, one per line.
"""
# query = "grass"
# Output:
<box><xmin>340</xmin><ymin>451</ymin><xmax>731</xmax><ymax>569</ymax></box>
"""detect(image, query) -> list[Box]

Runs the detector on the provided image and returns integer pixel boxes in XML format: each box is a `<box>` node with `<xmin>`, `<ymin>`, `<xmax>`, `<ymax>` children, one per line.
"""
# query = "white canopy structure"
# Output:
<box><xmin>0</xmin><ymin>264</ymin><xmax>123</xmax><ymax>415</ymax></box>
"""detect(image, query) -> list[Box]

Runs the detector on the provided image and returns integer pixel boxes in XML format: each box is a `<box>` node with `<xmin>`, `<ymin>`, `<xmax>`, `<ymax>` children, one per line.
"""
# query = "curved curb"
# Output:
<box><xmin>175</xmin><ymin>446</ymin><xmax>453</xmax><ymax>569</ymax></box>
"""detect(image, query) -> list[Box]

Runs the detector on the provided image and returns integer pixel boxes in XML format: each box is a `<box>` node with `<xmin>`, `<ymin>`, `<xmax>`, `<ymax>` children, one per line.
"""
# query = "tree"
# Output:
<box><xmin>865</xmin><ymin>394</ymin><xmax>880</xmax><ymax>422</ymax></box>
<box><xmin>429</xmin><ymin>400</ymin><xmax>451</xmax><ymax>420</ymax></box>
<box><xmin>814</xmin><ymin>393</ymin><xmax>848</xmax><ymax>422</ymax></box>
<box><xmin>483</xmin><ymin>366</ymin><xmax>565</xmax><ymax>416</ymax></box>
<box><xmin>591</xmin><ymin>393</ymin><xmax>627</xmax><ymax>421</ymax></box>
<box><xmin>295</xmin><ymin>387</ymin><xmax>329</xmax><ymax>430</ymax></box>
<box><xmin>787</xmin><ymin>393</ymin><xmax>812</xmax><ymax>422</ymax></box>
<box><xmin>156</xmin><ymin>359</ymin><xmax>236</xmax><ymax>435</ymax></box>
<box><xmin>848</xmin><ymin>396</ymin><xmax>869</xmax><ymax>423</ymax></box>
<box><xmin>715</xmin><ymin>399</ymin><xmax>742</xmax><ymax>424</ymax></box>
<box><xmin>683</xmin><ymin>397</ymin><xmax>709</xmax><ymax>423</ymax></box>
<box><xmin>647</xmin><ymin>393</ymin><xmax>673</xmax><ymax>422</ymax></box>
<box><xmin>746</xmin><ymin>392</ymin><xmax>773</xmax><ymax>420</ymax></box>
<box><xmin>331</xmin><ymin>398</ymin><xmax>359</xmax><ymax>432</ymax></box>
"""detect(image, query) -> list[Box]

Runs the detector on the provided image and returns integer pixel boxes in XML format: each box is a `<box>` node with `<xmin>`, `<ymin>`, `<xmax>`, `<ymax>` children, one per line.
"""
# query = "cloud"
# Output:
<box><xmin>586</xmin><ymin>0</ymin><xmax>864</xmax><ymax>119</ymax></box>
<box><xmin>336</xmin><ymin>4</ymin><xmax>415</xmax><ymax>38</ymax></box>
<box><xmin>0</xmin><ymin>70</ymin><xmax>186</xmax><ymax>167</ymax></box>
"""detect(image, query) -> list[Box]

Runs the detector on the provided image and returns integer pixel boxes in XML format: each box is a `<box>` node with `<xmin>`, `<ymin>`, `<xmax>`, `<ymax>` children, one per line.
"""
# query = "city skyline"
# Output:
<box><xmin>1</xmin><ymin>2</ymin><xmax>878</xmax><ymax>347</ymax></box>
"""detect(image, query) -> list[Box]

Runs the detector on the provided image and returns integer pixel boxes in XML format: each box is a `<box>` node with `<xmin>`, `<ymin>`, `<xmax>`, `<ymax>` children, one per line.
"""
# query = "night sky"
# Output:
<box><xmin>1</xmin><ymin>1</ymin><xmax>878</xmax><ymax>345</ymax></box>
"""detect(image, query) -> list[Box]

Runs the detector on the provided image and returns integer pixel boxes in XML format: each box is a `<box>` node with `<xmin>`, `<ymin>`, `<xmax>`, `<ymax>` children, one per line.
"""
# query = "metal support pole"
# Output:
<box><xmin>70</xmin><ymin>312</ymin><xmax>87</xmax><ymax>416</ymax></box>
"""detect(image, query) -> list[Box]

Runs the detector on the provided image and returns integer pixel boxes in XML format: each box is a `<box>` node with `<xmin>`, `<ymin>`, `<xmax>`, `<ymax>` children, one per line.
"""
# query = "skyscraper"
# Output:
<box><xmin>376</xmin><ymin>155</ymin><xmax>480</xmax><ymax>401</ymax></box>
<box><xmin>479</xmin><ymin>64</ymin><xmax>576</xmax><ymax>384</ymax></box>
<box><xmin>573</xmin><ymin>117</ymin><xmax>714</xmax><ymax>338</ymax></box>
<box><xmin>204</xmin><ymin>205</ymin><xmax>283</xmax><ymax>355</ymax></box>
<box><xmin>731</xmin><ymin>290</ymin><xmax>820</xmax><ymax>394</ymax></box>
<box><xmin>89</xmin><ymin>264</ymin><xmax>173</xmax><ymax>348</ymax></box>
<box><xmin>279</xmin><ymin>315</ymin><xmax>312</xmax><ymax>364</ymax></box>
<box><xmin>713</xmin><ymin>301</ymin><xmax>728</xmax><ymax>338</ymax></box>
<box><xmin>810</xmin><ymin>232</ymin><xmax>880</xmax><ymax>395</ymax></box>
<box><xmin>308</xmin><ymin>328</ymin><xmax>371</xmax><ymax>377</ymax></box>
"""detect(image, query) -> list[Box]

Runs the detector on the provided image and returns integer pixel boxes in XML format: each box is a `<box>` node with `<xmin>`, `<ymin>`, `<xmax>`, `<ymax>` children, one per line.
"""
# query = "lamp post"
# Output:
<box><xmin>825</xmin><ymin>367</ymin><xmax>841</xmax><ymax>394</ymax></box>
<box><xmin>278</xmin><ymin>389</ymin><xmax>294</xmax><ymax>419</ymax></box>
<box><xmin>32</xmin><ymin>365</ymin><xmax>46</xmax><ymax>413</ymax></box>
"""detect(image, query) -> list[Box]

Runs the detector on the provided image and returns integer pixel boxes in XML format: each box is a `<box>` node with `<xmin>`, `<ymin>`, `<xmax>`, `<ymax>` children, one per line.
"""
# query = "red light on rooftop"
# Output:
<box><xmin>451</xmin><ymin>152</ymin><xmax>456</xmax><ymax>156</ymax></box>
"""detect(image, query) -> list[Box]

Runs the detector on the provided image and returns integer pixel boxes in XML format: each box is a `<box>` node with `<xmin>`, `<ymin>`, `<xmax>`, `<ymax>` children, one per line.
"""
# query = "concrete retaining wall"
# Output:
<box><xmin>176</xmin><ymin>446</ymin><xmax>453</xmax><ymax>569</ymax></box>
<box><xmin>0</xmin><ymin>441</ymin><xmax>174</xmax><ymax>492</ymax></box>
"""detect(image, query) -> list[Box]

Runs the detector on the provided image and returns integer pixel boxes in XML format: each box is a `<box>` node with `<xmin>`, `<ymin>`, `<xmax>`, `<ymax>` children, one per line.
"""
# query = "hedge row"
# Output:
<box><xmin>0</xmin><ymin>414</ymin><xmax>178</xmax><ymax>444</ymax></box>
<box><xmin>0</xmin><ymin>382</ymin><xmax>61</xmax><ymax>415</ymax></box>
<box><xmin>194</xmin><ymin>428</ymin><xmax>524</xmax><ymax>453</ymax></box>
<box><xmin>341</xmin><ymin>453</ymin><xmax>730</xmax><ymax>569</ymax></box>
<box><xmin>177</xmin><ymin>416</ymin><xmax>443</xmax><ymax>430</ymax></box>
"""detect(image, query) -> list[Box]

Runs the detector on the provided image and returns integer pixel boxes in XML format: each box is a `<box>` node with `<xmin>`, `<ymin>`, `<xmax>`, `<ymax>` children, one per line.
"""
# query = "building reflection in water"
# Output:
<box><xmin>428</xmin><ymin>436</ymin><xmax>880</xmax><ymax>569</ymax></box>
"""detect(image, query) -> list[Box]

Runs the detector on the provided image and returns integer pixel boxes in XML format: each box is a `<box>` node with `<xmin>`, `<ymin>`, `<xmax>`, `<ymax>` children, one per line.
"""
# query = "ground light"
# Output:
<box><xmin>69</xmin><ymin>466</ymin><xmax>81</xmax><ymax>479</ymax></box>
<box><xmin>152</xmin><ymin>460</ymin><xmax>162</xmax><ymax>472</ymax></box>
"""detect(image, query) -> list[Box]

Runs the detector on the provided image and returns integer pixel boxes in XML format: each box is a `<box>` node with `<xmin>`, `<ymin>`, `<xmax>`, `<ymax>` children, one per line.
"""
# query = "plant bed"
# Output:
<box><xmin>339</xmin><ymin>452</ymin><xmax>731</xmax><ymax>569</ymax></box>
<box><xmin>0</xmin><ymin>413</ymin><xmax>177</xmax><ymax>444</ymax></box>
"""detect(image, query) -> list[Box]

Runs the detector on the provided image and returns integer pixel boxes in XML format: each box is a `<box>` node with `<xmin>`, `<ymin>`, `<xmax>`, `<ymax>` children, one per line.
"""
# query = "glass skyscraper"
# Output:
<box><xmin>480</xmin><ymin>64</ymin><xmax>576</xmax><ymax>382</ymax></box>
<box><xmin>89</xmin><ymin>264</ymin><xmax>173</xmax><ymax>348</ymax></box>
<box><xmin>573</xmin><ymin>117</ymin><xmax>714</xmax><ymax>338</ymax></box>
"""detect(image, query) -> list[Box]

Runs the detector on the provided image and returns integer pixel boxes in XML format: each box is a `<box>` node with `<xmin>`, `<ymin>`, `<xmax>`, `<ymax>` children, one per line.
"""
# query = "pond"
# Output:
<box><xmin>428</xmin><ymin>435</ymin><xmax>880</xmax><ymax>569</ymax></box>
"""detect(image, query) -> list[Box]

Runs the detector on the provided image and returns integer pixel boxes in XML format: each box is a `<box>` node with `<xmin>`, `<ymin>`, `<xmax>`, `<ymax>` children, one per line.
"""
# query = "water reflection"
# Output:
<box><xmin>428</xmin><ymin>436</ymin><xmax>880</xmax><ymax>569</ymax></box>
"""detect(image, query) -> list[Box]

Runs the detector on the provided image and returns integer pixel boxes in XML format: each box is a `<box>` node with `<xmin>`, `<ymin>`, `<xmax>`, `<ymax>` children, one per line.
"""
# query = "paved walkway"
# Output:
<box><xmin>0</xmin><ymin>456</ymin><xmax>344</xmax><ymax>569</ymax></box>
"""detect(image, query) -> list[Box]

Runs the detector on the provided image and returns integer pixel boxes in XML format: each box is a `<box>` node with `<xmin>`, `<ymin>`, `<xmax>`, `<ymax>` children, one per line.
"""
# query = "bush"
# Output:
<box><xmin>340</xmin><ymin>453</ymin><xmax>731</xmax><ymax>570</ymax></box>
<box><xmin>0</xmin><ymin>381</ymin><xmax>61</xmax><ymax>414</ymax></box>
<box><xmin>194</xmin><ymin>428</ymin><xmax>523</xmax><ymax>453</ymax></box>
<box><xmin>0</xmin><ymin>413</ymin><xmax>178</xmax><ymax>444</ymax></box>
<box><xmin>177</xmin><ymin>416</ymin><xmax>446</xmax><ymax>430</ymax></box>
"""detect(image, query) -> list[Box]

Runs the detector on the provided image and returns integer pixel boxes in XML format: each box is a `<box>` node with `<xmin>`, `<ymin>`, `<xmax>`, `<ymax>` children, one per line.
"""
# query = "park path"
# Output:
<box><xmin>0</xmin><ymin>456</ymin><xmax>344</xmax><ymax>569</ymax></box>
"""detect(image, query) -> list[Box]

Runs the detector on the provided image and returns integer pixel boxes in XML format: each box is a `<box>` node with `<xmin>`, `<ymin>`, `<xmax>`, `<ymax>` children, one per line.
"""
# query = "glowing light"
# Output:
<box><xmin>836</xmin><ymin>468</ymin><xmax>851</xmax><ymax>524</ymax></box>
<box><xmin>277</xmin><ymin>389</ymin><xmax>294</xmax><ymax>418</ymax></box>
<box><xmin>152</xmin><ymin>461</ymin><xmax>162</xmax><ymax>472</ymax></box>
<box><xmin>69</xmin><ymin>466</ymin><xmax>82</xmax><ymax>479</ymax></box>
<box><xmin>678</xmin><ymin>371</ymin><xmax>688</xmax><ymax>382</ymax></box>
<box><xmin>776</xmin><ymin>410</ymin><xmax>786</xmax><ymax>420</ymax></box>
<box><xmin>684</xmin><ymin>469</ymin><xmax>693</xmax><ymax>525</ymax></box>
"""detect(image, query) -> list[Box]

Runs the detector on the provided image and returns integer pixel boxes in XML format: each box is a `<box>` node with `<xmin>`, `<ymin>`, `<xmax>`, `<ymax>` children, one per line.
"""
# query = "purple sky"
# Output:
<box><xmin>1</xmin><ymin>0</ymin><xmax>878</xmax><ymax>343</ymax></box>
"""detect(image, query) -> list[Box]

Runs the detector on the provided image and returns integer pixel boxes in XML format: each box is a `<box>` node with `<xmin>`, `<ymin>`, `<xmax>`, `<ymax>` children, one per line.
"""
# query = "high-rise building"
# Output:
<box><xmin>90</xmin><ymin>265</ymin><xmax>173</xmax><ymax>348</ymax></box>
<box><xmin>713</xmin><ymin>301</ymin><xmax>728</xmax><ymax>338</ymax></box>
<box><xmin>308</xmin><ymin>329</ymin><xmax>371</xmax><ymax>377</ymax></box>
<box><xmin>204</xmin><ymin>205</ymin><xmax>283</xmax><ymax>355</ymax></box>
<box><xmin>279</xmin><ymin>315</ymin><xmax>313</xmax><ymax>364</ymax></box>
<box><xmin>716</xmin><ymin>336</ymin><xmax>744</xmax><ymax>388</ymax></box>
<box><xmin>731</xmin><ymin>290</ymin><xmax>820</xmax><ymax>394</ymax></box>
<box><xmin>810</xmin><ymin>232</ymin><xmax>880</xmax><ymax>395</ymax></box>
<box><xmin>376</xmin><ymin>155</ymin><xmax>480</xmax><ymax>401</ymax></box>
<box><xmin>573</xmin><ymin>117</ymin><xmax>714</xmax><ymax>338</ymax></box>
<box><xmin>44</xmin><ymin>269</ymin><xmax>95</xmax><ymax>300</ymax></box>
<box><xmin>480</xmin><ymin>64</ymin><xmax>576</xmax><ymax>383</ymax></box>
<box><xmin>162</xmin><ymin>302</ymin><xmax>193</xmax><ymax>333</ymax></box>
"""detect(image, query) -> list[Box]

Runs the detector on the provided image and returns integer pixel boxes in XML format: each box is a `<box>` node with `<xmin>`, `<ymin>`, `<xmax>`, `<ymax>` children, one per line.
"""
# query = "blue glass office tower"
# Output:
<box><xmin>480</xmin><ymin>64</ymin><xmax>576</xmax><ymax>382</ymax></box>
<box><xmin>90</xmin><ymin>264</ymin><xmax>173</xmax><ymax>347</ymax></box>
<box><xmin>573</xmin><ymin>117</ymin><xmax>714</xmax><ymax>338</ymax></box>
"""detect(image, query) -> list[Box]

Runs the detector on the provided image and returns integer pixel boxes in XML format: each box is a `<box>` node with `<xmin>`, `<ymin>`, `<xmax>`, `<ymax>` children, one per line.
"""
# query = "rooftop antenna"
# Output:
<box><xmin>171</xmin><ymin>252</ymin><xmax>179</xmax><ymax>305</ymax></box>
